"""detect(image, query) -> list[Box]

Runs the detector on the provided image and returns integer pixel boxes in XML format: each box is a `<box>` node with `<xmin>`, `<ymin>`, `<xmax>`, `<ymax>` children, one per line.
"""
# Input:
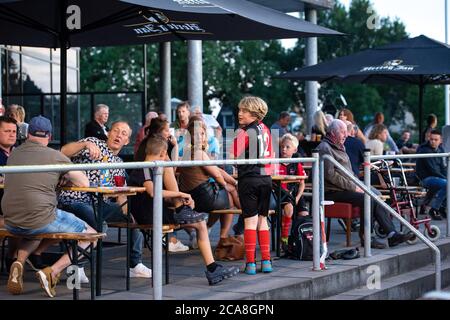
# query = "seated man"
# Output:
<box><xmin>129</xmin><ymin>136</ymin><xmax>239</xmax><ymax>285</ymax></box>
<box><xmin>416</xmin><ymin>130</ymin><xmax>447</xmax><ymax>220</ymax></box>
<box><xmin>2</xmin><ymin>116</ymin><xmax>96</xmax><ymax>298</ymax></box>
<box><xmin>344</xmin><ymin>120</ymin><xmax>365</xmax><ymax>177</ymax></box>
<box><xmin>0</xmin><ymin>116</ymin><xmax>19</xmax><ymax>270</ymax></box>
<box><xmin>59</xmin><ymin>121</ymin><xmax>151</xmax><ymax>278</ymax></box>
<box><xmin>396</xmin><ymin>130</ymin><xmax>418</xmax><ymax>154</ymax></box>
<box><xmin>317</xmin><ymin>119</ymin><xmax>413</xmax><ymax>249</ymax></box>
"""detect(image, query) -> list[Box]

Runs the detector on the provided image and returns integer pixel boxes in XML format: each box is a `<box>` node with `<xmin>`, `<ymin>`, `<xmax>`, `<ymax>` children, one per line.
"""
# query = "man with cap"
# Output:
<box><xmin>2</xmin><ymin>115</ymin><xmax>96</xmax><ymax>298</ymax></box>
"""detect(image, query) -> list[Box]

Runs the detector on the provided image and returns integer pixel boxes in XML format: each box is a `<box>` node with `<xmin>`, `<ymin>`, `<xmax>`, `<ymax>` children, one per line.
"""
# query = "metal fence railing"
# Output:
<box><xmin>0</xmin><ymin>156</ymin><xmax>319</xmax><ymax>300</ymax></box>
<box><xmin>1</xmin><ymin>151</ymin><xmax>448</xmax><ymax>296</ymax></box>
<box><xmin>321</xmin><ymin>153</ymin><xmax>445</xmax><ymax>291</ymax></box>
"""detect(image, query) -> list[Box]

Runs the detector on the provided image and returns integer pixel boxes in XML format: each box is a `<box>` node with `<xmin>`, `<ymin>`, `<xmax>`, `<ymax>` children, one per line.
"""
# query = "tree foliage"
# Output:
<box><xmin>80</xmin><ymin>0</ymin><xmax>446</xmax><ymax>141</ymax></box>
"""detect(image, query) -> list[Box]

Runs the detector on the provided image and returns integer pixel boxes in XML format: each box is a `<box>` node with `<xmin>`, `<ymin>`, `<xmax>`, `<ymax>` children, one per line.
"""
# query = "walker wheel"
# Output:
<box><xmin>374</xmin><ymin>221</ymin><xmax>388</xmax><ymax>238</ymax></box>
<box><xmin>407</xmin><ymin>234</ymin><xmax>419</xmax><ymax>245</ymax></box>
<box><xmin>423</xmin><ymin>225</ymin><xmax>441</xmax><ymax>242</ymax></box>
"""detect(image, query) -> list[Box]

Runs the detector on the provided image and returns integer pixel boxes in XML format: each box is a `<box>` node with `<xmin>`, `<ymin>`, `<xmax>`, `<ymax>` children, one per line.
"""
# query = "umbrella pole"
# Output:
<box><xmin>419</xmin><ymin>81</ymin><xmax>424</xmax><ymax>144</ymax></box>
<box><xmin>60</xmin><ymin>1</ymin><xmax>68</xmax><ymax>147</ymax></box>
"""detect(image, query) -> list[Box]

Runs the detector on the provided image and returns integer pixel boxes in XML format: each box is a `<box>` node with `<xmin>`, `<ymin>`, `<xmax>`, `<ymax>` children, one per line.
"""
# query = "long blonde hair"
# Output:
<box><xmin>313</xmin><ymin>110</ymin><xmax>328</xmax><ymax>136</ymax></box>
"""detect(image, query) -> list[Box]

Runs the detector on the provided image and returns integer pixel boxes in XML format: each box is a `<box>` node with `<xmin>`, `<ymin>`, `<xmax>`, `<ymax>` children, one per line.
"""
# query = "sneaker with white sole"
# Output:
<box><xmin>168</xmin><ymin>240</ymin><xmax>189</xmax><ymax>252</ymax></box>
<box><xmin>130</xmin><ymin>263</ymin><xmax>152</xmax><ymax>278</ymax></box>
<box><xmin>36</xmin><ymin>267</ymin><xmax>60</xmax><ymax>298</ymax></box>
<box><xmin>7</xmin><ymin>261</ymin><xmax>24</xmax><ymax>295</ymax></box>
<box><xmin>66</xmin><ymin>265</ymin><xmax>89</xmax><ymax>284</ymax></box>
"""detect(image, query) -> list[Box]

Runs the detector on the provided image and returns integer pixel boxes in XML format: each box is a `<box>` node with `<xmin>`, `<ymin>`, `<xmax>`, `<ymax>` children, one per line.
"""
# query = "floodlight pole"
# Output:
<box><xmin>445</xmin><ymin>0</ymin><xmax>449</xmax><ymax>125</ymax></box>
<box><xmin>305</xmin><ymin>8</ymin><xmax>318</xmax><ymax>134</ymax></box>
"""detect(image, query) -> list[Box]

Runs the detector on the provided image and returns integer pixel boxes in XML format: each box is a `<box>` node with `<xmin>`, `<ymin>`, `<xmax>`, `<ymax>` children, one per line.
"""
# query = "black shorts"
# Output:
<box><xmin>279</xmin><ymin>189</ymin><xmax>309</xmax><ymax>214</ymax></box>
<box><xmin>238</xmin><ymin>176</ymin><xmax>272</xmax><ymax>218</ymax></box>
<box><xmin>189</xmin><ymin>181</ymin><xmax>230</xmax><ymax>212</ymax></box>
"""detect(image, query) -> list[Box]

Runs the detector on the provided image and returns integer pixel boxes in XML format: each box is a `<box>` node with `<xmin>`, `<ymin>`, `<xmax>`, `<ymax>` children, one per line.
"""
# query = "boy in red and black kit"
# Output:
<box><xmin>232</xmin><ymin>96</ymin><xmax>274</xmax><ymax>275</ymax></box>
<box><xmin>276</xmin><ymin>133</ymin><xmax>309</xmax><ymax>248</ymax></box>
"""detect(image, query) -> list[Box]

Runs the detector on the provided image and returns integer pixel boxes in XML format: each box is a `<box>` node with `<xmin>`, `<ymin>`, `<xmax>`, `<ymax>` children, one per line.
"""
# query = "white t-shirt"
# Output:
<box><xmin>366</xmin><ymin>139</ymin><xmax>384</xmax><ymax>156</ymax></box>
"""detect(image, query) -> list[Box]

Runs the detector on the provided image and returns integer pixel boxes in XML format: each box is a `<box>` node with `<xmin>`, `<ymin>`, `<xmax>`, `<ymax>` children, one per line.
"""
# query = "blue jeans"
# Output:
<box><xmin>6</xmin><ymin>209</ymin><xmax>86</xmax><ymax>236</ymax></box>
<box><xmin>422</xmin><ymin>177</ymin><xmax>447</xmax><ymax>210</ymax></box>
<box><xmin>61</xmin><ymin>202</ymin><xmax>143</xmax><ymax>267</ymax></box>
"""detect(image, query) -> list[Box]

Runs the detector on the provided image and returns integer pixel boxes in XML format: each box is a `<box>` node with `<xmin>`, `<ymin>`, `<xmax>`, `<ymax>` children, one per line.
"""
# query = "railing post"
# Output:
<box><xmin>152</xmin><ymin>165</ymin><xmax>164</xmax><ymax>300</ymax></box>
<box><xmin>447</xmin><ymin>155</ymin><xmax>450</xmax><ymax>237</ymax></box>
<box><xmin>312</xmin><ymin>150</ymin><xmax>321</xmax><ymax>271</ymax></box>
<box><xmin>364</xmin><ymin>150</ymin><xmax>372</xmax><ymax>257</ymax></box>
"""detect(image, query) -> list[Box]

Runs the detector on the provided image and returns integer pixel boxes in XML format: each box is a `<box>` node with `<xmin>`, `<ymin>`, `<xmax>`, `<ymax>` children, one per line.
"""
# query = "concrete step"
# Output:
<box><xmin>324</xmin><ymin>259</ymin><xmax>450</xmax><ymax>300</ymax></box>
<box><xmin>249</xmin><ymin>238</ymin><xmax>450</xmax><ymax>300</ymax></box>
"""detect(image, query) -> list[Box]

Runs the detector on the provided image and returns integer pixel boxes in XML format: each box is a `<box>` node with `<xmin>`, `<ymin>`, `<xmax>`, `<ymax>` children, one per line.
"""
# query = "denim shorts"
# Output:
<box><xmin>6</xmin><ymin>209</ymin><xmax>87</xmax><ymax>236</ymax></box>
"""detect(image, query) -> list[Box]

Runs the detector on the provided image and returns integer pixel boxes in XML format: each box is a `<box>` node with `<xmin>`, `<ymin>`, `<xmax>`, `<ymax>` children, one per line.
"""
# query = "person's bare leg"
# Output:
<box><xmin>219</xmin><ymin>214</ymin><xmax>233</xmax><ymax>238</ymax></box>
<box><xmin>183</xmin><ymin>221</ymin><xmax>214</xmax><ymax>266</ymax></box>
<box><xmin>32</xmin><ymin>239</ymin><xmax>61</xmax><ymax>255</ymax></box>
<box><xmin>257</xmin><ymin>216</ymin><xmax>269</xmax><ymax>231</ymax></box>
<box><xmin>284</xmin><ymin>203</ymin><xmax>294</xmax><ymax>218</ymax></box>
<box><xmin>16</xmin><ymin>239</ymin><xmax>42</xmax><ymax>264</ymax></box>
<box><xmin>49</xmin><ymin>225</ymin><xmax>98</xmax><ymax>277</ymax></box>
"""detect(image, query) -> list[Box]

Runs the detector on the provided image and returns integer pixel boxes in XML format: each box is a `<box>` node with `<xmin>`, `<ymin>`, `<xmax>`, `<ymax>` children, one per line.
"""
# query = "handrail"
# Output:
<box><xmin>321</xmin><ymin>154</ymin><xmax>441</xmax><ymax>291</ymax></box>
<box><xmin>0</xmin><ymin>156</ymin><xmax>320</xmax><ymax>300</ymax></box>
<box><xmin>371</xmin><ymin>152</ymin><xmax>450</xmax><ymax>239</ymax></box>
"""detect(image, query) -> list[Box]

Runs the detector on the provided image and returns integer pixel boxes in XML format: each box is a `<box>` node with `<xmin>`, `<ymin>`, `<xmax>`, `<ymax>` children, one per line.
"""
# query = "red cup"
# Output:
<box><xmin>113</xmin><ymin>175</ymin><xmax>126</xmax><ymax>187</ymax></box>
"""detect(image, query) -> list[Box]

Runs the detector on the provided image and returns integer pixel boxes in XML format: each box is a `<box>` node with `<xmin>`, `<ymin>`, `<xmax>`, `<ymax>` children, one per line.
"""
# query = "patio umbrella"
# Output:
<box><xmin>279</xmin><ymin>35</ymin><xmax>450</xmax><ymax>141</ymax></box>
<box><xmin>0</xmin><ymin>0</ymin><xmax>341</xmax><ymax>144</ymax></box>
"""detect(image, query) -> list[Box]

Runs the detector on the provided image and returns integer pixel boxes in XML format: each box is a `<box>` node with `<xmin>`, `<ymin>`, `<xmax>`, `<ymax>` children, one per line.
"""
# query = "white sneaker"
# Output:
<box><xmin>130</xmin><ymin>263</ymin><xmax>152</xmax><ymax>278</ymax></box>
<box><xmin>66</xmin><ymin>266</ymin><xmax>89</xmax><ymax>284</ymax></box>
<box><xmin>189</xmin><ymin>231</ymin><xmax>198</xmax><ymax>249</ymax></box>
<box><xmin>168</xmin><ymin>240</ymin><xmax>189</xmax><ymax>252</ymax></box>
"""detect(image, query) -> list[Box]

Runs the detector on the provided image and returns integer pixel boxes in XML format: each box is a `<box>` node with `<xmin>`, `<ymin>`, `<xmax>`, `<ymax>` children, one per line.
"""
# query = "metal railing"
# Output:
<box><xmin>1</xmin><ymin>151</ymin><xmax>447</xmax><ymax>296</ymax></box>
<box><xmin>321</xmin><ymin>154</ymin><xmax>443</xmax><ymax>290</ymax></box>
<box><xmin>0</xmin><ymin>156</ymin><xmax>319</xmax><ymax>300</ymax></box>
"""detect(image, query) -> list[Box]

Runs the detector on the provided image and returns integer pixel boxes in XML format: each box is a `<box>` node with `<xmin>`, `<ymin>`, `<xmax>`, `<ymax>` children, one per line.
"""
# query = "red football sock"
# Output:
<box><xmin>244</xmin><ymin>229</ymin><xmax>257</xmax><ymax>263</ymax></box>
<box><xmin>258</xmin><ymin>230</ymin><xmax>271</xmax><ymax>261</ymax></box>
<box><xmin>281</xmin><ymin>215</ymin><xmax>292</xmax><ymax>239</ymax></box>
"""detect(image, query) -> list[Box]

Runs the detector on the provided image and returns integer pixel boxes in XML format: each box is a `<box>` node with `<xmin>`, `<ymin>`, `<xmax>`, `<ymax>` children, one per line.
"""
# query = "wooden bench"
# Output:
<box><xmin>0</xmin><ymin>228</ymin><xmax>104</xmax><ymax>300</ymax></box>
<box><xmin>106</xmin><ymin>222</ymin><xmax>181</xmax><ymax>288</ymax></box>
<box><xmin>209</xmin><ymin>209</ymin><xmax>276</xmax><ymax>215</ymax></box>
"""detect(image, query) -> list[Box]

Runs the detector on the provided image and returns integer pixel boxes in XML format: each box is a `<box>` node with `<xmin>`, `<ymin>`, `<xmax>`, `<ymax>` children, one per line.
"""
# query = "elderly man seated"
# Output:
<box><xmin>317</xmin><ymin>119</ymin><xmax>414</xmax><ymax>249</ymax></box>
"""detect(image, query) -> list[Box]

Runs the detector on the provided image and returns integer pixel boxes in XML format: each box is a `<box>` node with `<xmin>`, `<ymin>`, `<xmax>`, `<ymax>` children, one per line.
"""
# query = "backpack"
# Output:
<box><xmin>286</xmin><ymin>216</ymin><xmax>314</xmax><ymax>261</ymax></box>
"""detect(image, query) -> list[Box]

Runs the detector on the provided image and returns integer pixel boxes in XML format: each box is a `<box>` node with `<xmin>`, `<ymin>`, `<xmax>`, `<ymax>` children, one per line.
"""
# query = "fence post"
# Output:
<box><xmin>152</xmin><ymin>165</ymin><xmax>164</xmax><ymax>300</ymax></box>
<box><xmin>364</xmin><ymin>150</ymin><xmax>372</xmax><ymax>257</ymax></box>
<box><xmin>447</xmin><ymin>155</ymin><xmax>450</xmax><ymax>237</ymax></box>
<box><xmin>312</xmin><ymin>150</ymin><xmax>321</xmax><ymax>271</ymax></box>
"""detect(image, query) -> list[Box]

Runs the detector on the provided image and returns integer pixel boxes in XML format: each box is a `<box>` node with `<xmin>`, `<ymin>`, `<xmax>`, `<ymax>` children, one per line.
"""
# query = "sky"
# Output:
<box><xmin>282</xmin><ymin>0</ymin><xmax>448</xmax><ymax>48</ymax></box>
<box><xmin>340</xmin><ymin>0</ymin><xmax>447</xmax><ymax>41</ymax></box>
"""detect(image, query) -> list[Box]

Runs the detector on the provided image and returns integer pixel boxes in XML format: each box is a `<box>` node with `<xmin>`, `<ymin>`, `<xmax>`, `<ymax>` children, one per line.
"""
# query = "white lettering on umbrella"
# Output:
<box><xmin>66</xmin><ymin>5</ymin><xmax>81</xmax><ymax>30</ymax></box>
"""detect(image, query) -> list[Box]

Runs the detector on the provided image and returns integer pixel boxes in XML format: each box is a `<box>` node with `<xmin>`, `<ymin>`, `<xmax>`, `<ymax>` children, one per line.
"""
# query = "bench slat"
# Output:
<box><xmin>0</xmin><ymin>228</ymin><xmax>105</xmax><ymax>241</ymax></box>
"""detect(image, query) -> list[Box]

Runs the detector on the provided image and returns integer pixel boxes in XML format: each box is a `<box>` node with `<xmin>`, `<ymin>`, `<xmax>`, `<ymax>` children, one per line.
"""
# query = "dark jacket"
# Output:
<box><xmin>416</xmin><ymin>142</ymin><xmax>446</xmax><ymax>180</ymax></box>
<box><xmin>344</xmin><ymin>136</ymin><xmax>365</xmax><ymax>176</ymax></box>
<box><xmin>84</xmin><ymin>120</ymin><xmax>109</xmax><ymax>141</ymax></box>
<box><xmin>317</xmin><ymin>139</ymin><xmax>357</xmax><ymax>192</ymax></box>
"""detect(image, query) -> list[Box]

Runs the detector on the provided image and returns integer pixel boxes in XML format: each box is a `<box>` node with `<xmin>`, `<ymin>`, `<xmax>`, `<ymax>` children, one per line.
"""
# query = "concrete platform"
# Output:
<box><xmin>0</xmin><ymin>217</ymin><xmax>448</xmax><ymax>300</ymax></box>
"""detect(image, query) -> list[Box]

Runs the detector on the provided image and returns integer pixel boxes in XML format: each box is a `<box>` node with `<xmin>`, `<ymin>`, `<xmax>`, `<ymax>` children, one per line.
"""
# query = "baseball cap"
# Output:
<box><xmin>28</xmin><ymin>115</ymin><xmax>52</xmax><ymax>137</ymax></box>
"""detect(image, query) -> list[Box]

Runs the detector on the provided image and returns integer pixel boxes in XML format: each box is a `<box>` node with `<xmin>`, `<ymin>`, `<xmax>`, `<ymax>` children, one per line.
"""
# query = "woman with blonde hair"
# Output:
<box><xmin>7</xmin><ymin>104</ymin><xmax>28</xmax><ymax>144</ymax></box>
<box><xmin>338</xmin><ymin>108</ymin><xmax>366</xmax><ymax>144</ymax></box>
<box><xmin>178</xmin><ymin>116</ymin><xmax>240</xmax><ymax>244</ymax></box>
<box><xmin>366</xmin><ymin>124</ymin><xmax>388</xmax><ymax>155</ymax></box>
<box><xmin>311</xmin><ymin>110</ymin><xmax>327</xmax><ymax>142</ymax></box>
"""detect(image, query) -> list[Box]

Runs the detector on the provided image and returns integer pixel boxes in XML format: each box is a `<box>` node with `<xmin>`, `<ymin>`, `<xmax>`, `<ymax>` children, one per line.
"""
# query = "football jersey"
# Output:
<box><xmin>232</xmin><ymin>120</ymin><xmax>274</xmax><ymax>179</ymax></box>
<box><xmin>275</xmin><ymin>162</ymin><xmax>306</xmax><ymax>192</ymax></box>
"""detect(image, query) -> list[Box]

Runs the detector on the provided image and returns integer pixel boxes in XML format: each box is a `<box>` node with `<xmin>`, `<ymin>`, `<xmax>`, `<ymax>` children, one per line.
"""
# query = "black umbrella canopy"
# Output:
<box><xmin>279</xmin><ymin>35</ymin><xmax>450</xmax><ymax>141</ymax></box>
<box><xmin>280</xmin><ymin>35</ymin><xmax>450</xmax><ymax>85</ymax></box>
<box><xmin>0</xmin><ymin>0</ymin><xmax>342</xmax><ymax>48</ymax></box>
<box><xmin>0</xmin><ymin>0</ymin><xmax>342</xmax><ymax>145</ymax></box>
